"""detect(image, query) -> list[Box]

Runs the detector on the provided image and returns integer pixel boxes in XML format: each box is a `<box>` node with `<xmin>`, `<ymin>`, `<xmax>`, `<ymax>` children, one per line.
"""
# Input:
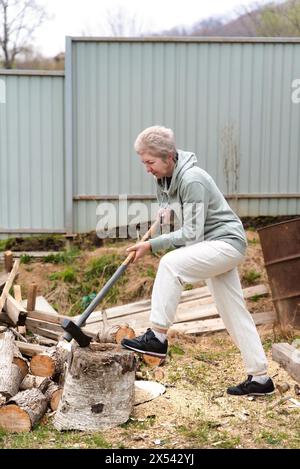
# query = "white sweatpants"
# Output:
<box><xmin>150</xmin><ymin>240</ymin><xmax>268</xmax><ymax>376</ymax></box>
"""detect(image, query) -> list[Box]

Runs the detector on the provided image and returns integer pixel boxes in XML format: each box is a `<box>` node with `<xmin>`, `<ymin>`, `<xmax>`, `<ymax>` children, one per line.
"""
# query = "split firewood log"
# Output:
<box><xmin>44</xmin><ymin>381</ymin><xmax>63</xmax><ymax>411</ymax></box>
<box><xmin>0</xmin><ymin>331</ymin><xmax>23</xmax><ymax>402</ymax></box>
<box><xmin>4</xmin><ymin>295</ymin><xmax>27</xmax><ymax>326</ymax></box>
<box><xmin>53</xmin><ymin>343</ymin><xmax>136</xmax><ymax>431</ymax></box>
<box><xmin>30</xmin><ymin>346</ymin><xmax>70</xmax><ymax>378</ymax></box>
<box><xmin>20</xmin><ymin>375</ymin><xmax>51</xmax><ymax>392</ymax></box>
<box><xmin>0</xmin><ymin>388</ymin><xmax>48</xmax><ymax>432</ymax></box>
<box><xmin>97</xmin><ymin>323</ymin><xmax>135</xmax><ymax>344</ymax></box>
<box><xmin>143</xmin><ymin>354</ymin><xmax>165</xmax><ymax>368</ymax></box>
<box><xmin>152</xmin><ymin>367</ymin><xmax>165</xmax><ymax>382</ymax></box>
<box><xmin>13</xmin><ymin>345</ymin><xmax>29</xmax><ymax>380</ymax></box>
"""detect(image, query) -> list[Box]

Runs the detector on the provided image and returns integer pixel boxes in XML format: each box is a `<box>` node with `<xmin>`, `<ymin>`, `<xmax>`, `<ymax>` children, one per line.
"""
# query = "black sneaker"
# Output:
<box><xmin>227</xmin><ymin>375</ymin><xmax>275</xmax><ymax>396</ymax></box>
<box><xmin>121</xmin><ymin>328</ymin><xmax>168</xmax><ymax>358</ymax></box>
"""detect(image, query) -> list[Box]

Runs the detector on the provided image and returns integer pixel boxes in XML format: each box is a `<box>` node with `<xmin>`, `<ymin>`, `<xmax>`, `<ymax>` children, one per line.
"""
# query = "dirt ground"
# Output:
<box><xmin>1</xmin><ymin>229</ymin><xmax>300</xmax><ymax>449</ymax></box>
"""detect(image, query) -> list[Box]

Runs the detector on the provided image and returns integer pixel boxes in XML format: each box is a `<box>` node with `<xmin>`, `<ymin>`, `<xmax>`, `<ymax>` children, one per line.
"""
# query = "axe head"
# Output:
<box><xmin>61</xmin><ymin>318</ymin><xmax>92</xmax><ymax>347</ymax></box>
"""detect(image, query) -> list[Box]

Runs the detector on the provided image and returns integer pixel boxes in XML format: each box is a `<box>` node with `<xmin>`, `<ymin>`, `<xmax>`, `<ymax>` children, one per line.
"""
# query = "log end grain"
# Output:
<box><xmin>114</xmin><ymin>326</ymin><xmax>135</xmax><ymax>344</ymax></box>
<box><xmin>0</xmin><ymin>404</ymin><xmax>31</xmax><ymax>432</ymax></box>
<box><xmin>50</xmin><ymin>389</ymin><xmax>63</xmax><ymax>411</ymax></box>
<box><xmin>13</xmin><ymin>357</ymin><xmax>29</xmax><ymax>380</ymax></box>
<box><xmin>30</xmin><ymin>355</ymin><xmax>56</xmax><ymax>377</ymax></box>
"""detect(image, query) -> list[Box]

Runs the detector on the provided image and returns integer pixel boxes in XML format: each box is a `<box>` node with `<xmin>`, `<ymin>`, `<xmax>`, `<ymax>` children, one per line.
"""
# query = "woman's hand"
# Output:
<box><xmin>126</xmin><ymin>241</ymin><xmax>151</xmax><ymax>263</ymax></box>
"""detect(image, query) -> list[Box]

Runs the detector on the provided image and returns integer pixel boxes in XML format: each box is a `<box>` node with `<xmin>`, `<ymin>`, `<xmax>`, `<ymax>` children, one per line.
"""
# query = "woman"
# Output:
<box><xmin>122</xmin><ymin>125</ymin><xmax>274</xmax><ymax>396</ymax></box>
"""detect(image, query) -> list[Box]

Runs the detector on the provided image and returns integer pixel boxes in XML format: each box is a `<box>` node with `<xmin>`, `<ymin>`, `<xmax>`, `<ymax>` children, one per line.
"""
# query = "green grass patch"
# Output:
<box><xmin>0</xmin><ymin>239</ymin><xmax>11</xmax><ymax>251</ymax></box>
<box><xmin>85</xmin><ymin>254</ymin><xmax>123</xmax><ymax>282</ymax></box>
<box><xmin>194</xmin><ymin>350</ymin><xmax>223</xmax><ymax>363</ymax></box>
<box><xmin>247</xmin><ymin>238</ymin><xmax>258</xmax><ymax>245</ymax></box>
<box><xmin>0</xmin><ymin>423</ymin><xmax>111</xmax><ymax>449</ymax></box>
<box><xmin>256</xmin><ymin>430</ymin><xmax>288</xmax><ymax>446</ymax></box>
<box><xmin>121</xmin><ymin>415</ymin><xmax>156</xmax><ymax>430</ymax></box>
<box><xmin>249</xmin><ymin>294</ymin><xmax>261</xmax><ymax>302</ymax></box>
<box><xmin>43</xmin><ymin>248</ymin><xmax>80</xmax><ymax>265</ymax></box>
<box><xmin>168</xmin><ymin>344</ymin><xmax>185</xmax><ymax>357</ymax></box>
<box><xmin>178</xmin><ymin>420</ymin><xmax>241</xmax><ymax>448</ymax></box>
<box><xmin>242</xmin><ymin>269</ymin><xmax>261</xmax><ymax>284</ymax></box>
<box><xmin>146</xmin><ymin>266</ymin><xmax>156</xmax><ymax>279</ymax></box>
<box><xmin>20</xmin><ymin>254</ymin><xmax>33</xmax><ymax>264</ymax></box>
<box><xmin>49</xmin><ymin>267</ymin><xmax>77</xmax><ymax>283</ymax></box>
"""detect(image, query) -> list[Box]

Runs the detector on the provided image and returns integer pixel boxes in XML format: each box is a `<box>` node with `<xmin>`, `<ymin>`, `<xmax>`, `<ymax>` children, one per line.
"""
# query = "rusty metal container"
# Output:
<box><xmin>258</xmin><ymin>218</ymin><xmax>300</xmax><ymax>329</ymax></box>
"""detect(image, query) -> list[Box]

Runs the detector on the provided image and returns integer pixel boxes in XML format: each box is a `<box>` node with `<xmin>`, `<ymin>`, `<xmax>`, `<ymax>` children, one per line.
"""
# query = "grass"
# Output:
<box><xmin>49</xmin><ymin>267</ymin><xmax>77</xmax><ymax>283</ymax></box>
<box><xmin>255</xmin><ymin>430</ymin><xmax>289</xmax><ymax>446</ymax></box>
<box><xmin>20</xmin><ymin>254</ymin><xmax>33</xmax><ymax>264</ymax></box>
<box><xmin>0</xmin><ymin>422</ymin><xmax>111</xmax><ymax>449</ymax></box>
<box><xmin>0</xmin><ymin>238</ymin><xmax>14</xmax><ymax>251</ymax></box>
<box><xmin>168</xmin><ymin>344</ymin><xmax>185</xmax><ymax>357</ymax></box>
<box><xmin>242</xmin><ymin>269</ymin><xmax>261</xmax><ymax>284</ymax></box>
<box><xmin>43</xmin><ymin>249</ymin><xmax>80</xmax><ymax>265</ymax></box>
<box><xmin>121</xmin><ymin>415</ymin><xmax>156</xmax><ymax>431</ymax></box>
<box><xmin>177</xmin><ymin>418</ymin><xmax>241</xmax><ymax>448</ymax></box>
<box><xmin>85</xmin><ymin>254</ymin><xmax>123</xmax><ymax>281</ymax></box>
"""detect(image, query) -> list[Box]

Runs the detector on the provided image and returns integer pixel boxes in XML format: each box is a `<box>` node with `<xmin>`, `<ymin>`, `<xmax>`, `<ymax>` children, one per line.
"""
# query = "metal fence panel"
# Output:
<box><xmin>0</xmin><ymin>71</ymin><xmax>65</xmax><ymax>235</ymax></box>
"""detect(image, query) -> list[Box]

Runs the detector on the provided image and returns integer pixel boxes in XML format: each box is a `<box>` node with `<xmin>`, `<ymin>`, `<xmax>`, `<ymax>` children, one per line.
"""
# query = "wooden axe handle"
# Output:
<box><xmin>122</xmin><ymin>220</ymin><xmax>160</xmax><ymax>266</ymax></box>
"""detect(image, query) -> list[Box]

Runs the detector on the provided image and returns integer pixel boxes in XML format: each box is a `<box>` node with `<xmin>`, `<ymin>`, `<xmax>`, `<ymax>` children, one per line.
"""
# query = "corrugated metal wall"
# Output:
<box><xmin>0</xmin><ymin>71</ymin><xmax>65</xmax><ymax>236</ymax></box>
<box><xmin>69</xmin><ymin>38</ymin><xmax>300</xmax><ymax>232</ymax></box>
<box><xmin>1</xmin><ymin>39</ymin><xmax>299</xmax><ymax>237</ymax></box>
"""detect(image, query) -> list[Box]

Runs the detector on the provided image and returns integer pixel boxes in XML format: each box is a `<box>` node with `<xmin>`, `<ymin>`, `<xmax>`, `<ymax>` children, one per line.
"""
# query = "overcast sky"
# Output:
<box><xmin>35</xmin><ymin>0</ymin><xmax>272</xmax><ymax>57</ymax></box>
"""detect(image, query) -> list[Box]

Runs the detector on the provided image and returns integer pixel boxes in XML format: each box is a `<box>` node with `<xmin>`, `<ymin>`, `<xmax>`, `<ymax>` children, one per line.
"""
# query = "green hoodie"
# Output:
<box><xmin>149</xmin><ymin>149</ymin><xmax>247</xmax><ymax>255</ymax></box>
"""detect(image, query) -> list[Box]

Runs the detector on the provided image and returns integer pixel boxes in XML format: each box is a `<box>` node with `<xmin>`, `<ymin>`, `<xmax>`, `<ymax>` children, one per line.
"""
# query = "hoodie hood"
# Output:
<box><xmin>157</xmin><ymin>149</ymin><xmax>198</xmax><ymax>196</ymax></box>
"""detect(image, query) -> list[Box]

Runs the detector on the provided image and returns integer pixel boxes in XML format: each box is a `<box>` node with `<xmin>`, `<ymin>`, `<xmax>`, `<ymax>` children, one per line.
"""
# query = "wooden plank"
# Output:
<box><xmin>0</xmin><ymin>311</ymin><xmax>13</xmax><ymax>325</ymax></box>
<box><xmin>73</xmin><ymin>286</ymin><xmax>213</xmax><ymax>324</ymax></box>
<box><xmin>22</xmin><ymin>297</ymin><xmax>59</xmax><ymax>316</ymax></box>
<box><xmin>15</xmin><ymin>341</ymin><xmax>48</xmax><ymax>357</ymax></box>
<box><xmin>4</xmin><ymin>294</ymin><xmax>27</xmax><ymax>325</ymax></box>
<box><xmin>272</xmin><ymin>343</ymin><xmax>300</xmax><ymax>383</ymax></box>
<box><xmin>79</xmin><ymin>284</ymin><xmax>268</xmax><ymax>326</ymax></box>
<box><xmin>133</xmin><ymin>311</ymin><xmax>276</xmax><ymax>336</ymax></box>
<box><xmin>0</xmin><ymin>251</ymin><xmax>65</xmax><ymax>259</ymax></box>
<box><xmin>25</xmin><ymin>317</ymin><xmax>64</xmax><ymax>333</ymax></box>
<box><xmin>13</xmin><ymin>285</ymin><xmax>22</xmax><ymax>303</ymax></box>
<box><xmin>0</xmin><ymin>259</ymin><xmax>20</xmax><ymax>312</ymax></box>
<box><xmin>26</xmin><ymin>310</ymin><xmax>68</xmax><ymax>324</ymax></box>
<box><xmin>82</xmin><ymin>284</ymin><xmax>269</xmax><ymax>333</ymax></box>
<box><xmin>24</xmin><ymin>325</ymin><xmax>62</xmax><ymax>341</ymax></box>
<box><xmin>25</xmin><ymin>322</ymin><xmax>97</xmax><ymax>342</ymax></box>
<box><xmin>27</xmin><ymin>284</ymin><xmax>38</xmax><ymax>312</ymax></box>
<box><xmin>0</xmin><ymin>272</ymin><xmax>9</xmax><ymax>289</ymax></box>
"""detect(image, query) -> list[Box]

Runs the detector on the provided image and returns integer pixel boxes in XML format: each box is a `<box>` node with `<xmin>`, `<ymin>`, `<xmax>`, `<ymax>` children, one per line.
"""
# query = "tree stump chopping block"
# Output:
<box><xmin>53</xmin><ymin>343</ymin><xmax>137</xmax><ymax>431</ymax></box>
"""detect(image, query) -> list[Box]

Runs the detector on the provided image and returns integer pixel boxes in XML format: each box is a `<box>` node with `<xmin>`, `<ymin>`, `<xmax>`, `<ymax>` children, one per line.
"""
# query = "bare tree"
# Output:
<box><xmin>100</xmin><ymin>4</ymin><xmax>147</xmax><ymax>37</ymax></box>
<box><xmin>0</xmin><ymin>0</ymin><xmax>48</xmax><ymax>69</ymax></box>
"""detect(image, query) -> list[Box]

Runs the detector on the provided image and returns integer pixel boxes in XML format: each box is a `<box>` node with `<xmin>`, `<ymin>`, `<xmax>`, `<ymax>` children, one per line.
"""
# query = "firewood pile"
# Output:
<box><xmin>0</xmin><ymin>249</ymin><xmax>275</xmax><ymax>433</ymax></box>
<box><xmin>0</xmin><ymin>251</ymin><xmax>154</xmax><ymax>433</ymax></box>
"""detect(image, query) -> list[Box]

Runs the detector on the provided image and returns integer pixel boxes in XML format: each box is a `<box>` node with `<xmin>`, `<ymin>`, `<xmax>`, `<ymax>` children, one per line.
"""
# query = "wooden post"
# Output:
<box><xmin>13</xmin><ymin>285</ymin><xmax>22</xmax><ymax>303</ymax></box>
<box><xmin>27</xmin><ymin>283</ymin><xmax>37</xmax><ymax>312</ymax></box>
<box><xmin>4</xmin><ymin>251</ymin><xmax>13</xmax><ymax>273</ymax></box>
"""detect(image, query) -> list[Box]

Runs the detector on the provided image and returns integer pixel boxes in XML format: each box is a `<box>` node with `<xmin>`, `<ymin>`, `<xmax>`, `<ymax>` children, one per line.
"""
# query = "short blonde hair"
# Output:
<box><xmin>134</xmin><ymin>125</ymin><xmax>176</xmax><ymax>160</ymax></box>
